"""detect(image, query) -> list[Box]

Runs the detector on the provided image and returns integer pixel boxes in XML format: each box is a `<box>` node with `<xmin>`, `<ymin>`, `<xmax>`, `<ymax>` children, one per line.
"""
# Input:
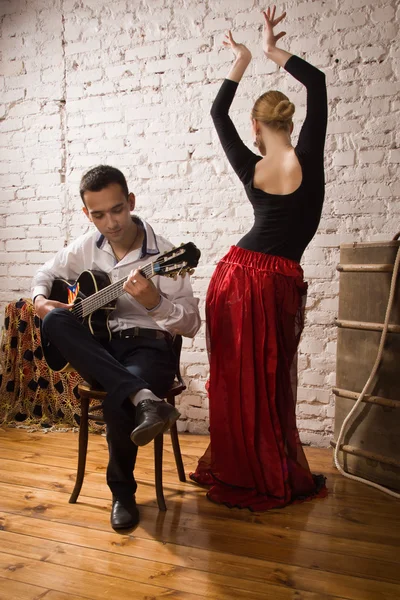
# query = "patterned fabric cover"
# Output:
<box><xmin>0</xmin><ymin>299</ymin><xmax>85</xmax><ymax>428</ymax></box>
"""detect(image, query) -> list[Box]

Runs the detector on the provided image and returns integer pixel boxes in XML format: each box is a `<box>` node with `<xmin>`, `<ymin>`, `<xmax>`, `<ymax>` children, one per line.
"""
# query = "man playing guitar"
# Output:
<box><xmin>32</xmin><ymin>165</ymin><xmax>201</xmax><ymax>530</ymax></box>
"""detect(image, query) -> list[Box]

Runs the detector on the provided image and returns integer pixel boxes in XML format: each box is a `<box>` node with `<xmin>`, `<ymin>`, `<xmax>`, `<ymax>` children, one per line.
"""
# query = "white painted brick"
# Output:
<box><xmin>359</xmin><ymin>150</ymin><xmax>385</xmax><ymax>164</ymax></box>
<box><xmin>182</xmin><ymin>395</ymin><xmax>203</xmax><ymax>409</ymax></box>
<box><xmin>327</xmin><ymin>120</ymin><xmax>362</xmax><ymax>134</ymax></box>
<box><xmin>0</xmin><ymin>276</ymin><xmax>32</xmax><ymax>292</ymax></box>
<box><xmin>25</xmin><ymin>252</ymin><xmax>53</xmax><ymax>264</ymax></box>
<box><xmin>104</xmin><ymin>65</ymin><xmax>135</xmax><ymax>81</ymax></box>
<box><xmin>65</xmin><ymin>38</ymin><xmax>101</xmax><ymax>56</ymax></box>
<box><xmin>296</xmin><ymin>419</ymin><xmax>326</xmax><ymax>432</ymax></box>
<box><xmin>366</xmin><ymin>82</ymin><xmax>400</xmax><ymax>97</ymax></box>
<box><xmin>0</xmin><ymin>60</ymin><xmax>25</xmax><ymax>77</ymax></box>
<box><xmin>26</xmin><ymin>226</ymin><xmax>60</xmax><ymax>238</ymax></box>
<box><xmin>185</xmin><ymin>69</ymin><xmax>207</xmax><ymax>84</ymax></box>
<box><xmin>321</xmin><ymin>343</ymin><xmax>335</xmax><ymax>360</ymax></box>
<box><xmin>126</xmin><ymin>43</ymin><xmax>163</xmax><ymax>61</ymax></box>
<box><xmin>68</xmin><ymin>68</ymin><xmax>103</xmax><ymax>85</ymax></box>
<box><xmin>185</xmin><ymin>365</ymin><xmax>208</xmax><ymax>378</ymax></box>
<box><xmin>320</xmin><ymin>11</ymin><xmax>367</xmax><ymax>34</ymax></box>
<box><xmin>1</xmin><ymin>88</ymin><xmax>25</xmax><ymax>103</ymax></box>
<box><xmin>0</xmin><ymin>174</ymin><xmax>22</xmax><ymax>187</ymax></box>
<box><xmin>23</xmin><ymin>172</ymin><xmax>61</xmax><ymax>186</ymax></box>
<box><xmin>333</xmin><ymin>151</ymin><xmax>356</xmax><ymax>166</ymax></box>
<box><xmin>389</xmin><ymin>149</ymin><xmax>400</xmax><ymax>164</ymax></box>
<box><xmin>300</xmin><ymin>339</ymin><xmax>325</xmax><ymax>354</ymax></box>
<box><xmin>203</xmin><ymin>17</ymin><xmax>232</xmax><ymax>33</ymax></box>
<box><xmin>85</xmin><ymin>110</ymin><xmax>122</xmax><ymax>125</ymax></box>
<box><xmin>336</xmin><ymin>101</ymin><xmax>370</xmax><ymax>118</ymax></box>
<box><xmin>297</xmin><ymin>403</ymin><xmax>326</xmax><ymax>418</ymax></box>
<box><xmin>6</xmin><ymin>238</ymin><xmax>40</xmax><ymax>251</ymax></box>
<box><xmin>0</xmin><ymin>0</ymin><xmax>27</xmax><ymax>15</ymax></box>
<box><xmin>254</xmin><ymin>59</ymin><xmax>279</xmax><ymax>76</ymax></box>
<box><xmin>40</xmin><ymin>239</ymin><xmax>63</xmax><ymax>252</ymax></box>
<box><xmin>0</xmin><ymin>226</ymin><xmax>24</xmax><ymax>239</ymax></box>
<box><xmin>0</xmin><ymin>190</ymin><xmax>16</xmax><ymax>204</ymax></box>
<box><xmin>6</xmin><ymin>213</ymin><xmax>40</xmax><ymax>227</ymax></box>
<box><xmin>364</xmin><ymin>183</ymin><xmax>392</xmax><ymax>198</ymax></box>
<box><xmin>186</xmin><ymin>407</ymin><xmax>209</xmax><ymax>421</ymax></box>
<box><xmin>8</xmin><ymin>264</ymin><xmax>35</xmax><ymax>277</ymax></box>
<box><xmin>359</xmin><ymin>46</ymin><xmax>387</xmax><ymax>61</ymax></box>
<box><xmin>371</xmin><ymin>5</ymin><xmax>396</xmax><ymax>23</ymax></box>
<box><xmin>168</xmin><ymin>39</ymin><xmax>210</xmax><ymax>55</ymax></box>
<box><xmin>0</xmin><ymin>160</ymin><xmax>30</xmax><ymax>175</ymax></box>
<box><xmin>0</xmin><ymin>252</ymin><xmax>26</xmax><ymax>263</ymax></box>
<box><xmin>35</xmin><ymin>185</ymin><xmax>63</xmax><ymax>199</ymax></box>
<box><xmin>146</xmin><ymin>57</ymin><xmax>187</xmax><ymax>74</ymax></box>
<box><xmin>370</xmin><ymin>98</ymin><xmax>390</xmax><ymax>116</ymax></box>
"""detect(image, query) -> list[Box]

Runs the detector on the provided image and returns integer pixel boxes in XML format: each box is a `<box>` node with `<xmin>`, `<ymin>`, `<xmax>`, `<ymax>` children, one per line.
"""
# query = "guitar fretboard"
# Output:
<box><xmin>71</xmin><ymin>261</ymin><xmax>157</xmax><ymax>319</ymax></box>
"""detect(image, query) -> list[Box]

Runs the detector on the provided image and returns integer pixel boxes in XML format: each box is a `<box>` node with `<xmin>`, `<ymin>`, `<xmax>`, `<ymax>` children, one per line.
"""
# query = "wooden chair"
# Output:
<box><xmin>69</xmin><ymin>335</ymin><xmax>186</xmax><ymax>511</ymax></box>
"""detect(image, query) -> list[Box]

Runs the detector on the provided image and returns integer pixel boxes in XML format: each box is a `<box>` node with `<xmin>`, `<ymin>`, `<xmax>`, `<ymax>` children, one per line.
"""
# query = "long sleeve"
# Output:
<box><xmin>147</xmin><ymin>273</ymin><xmax>201</xmax><ymax>338</ymax></box>
<box><xmin>211</xmin><ymin>79</ymin><xmax>260</xmax><ymax>183</ymax></box>
<box><xmin>284</xmin><ymin>55</ymin><xmax>328</xmax><ymax>160</ymax></box>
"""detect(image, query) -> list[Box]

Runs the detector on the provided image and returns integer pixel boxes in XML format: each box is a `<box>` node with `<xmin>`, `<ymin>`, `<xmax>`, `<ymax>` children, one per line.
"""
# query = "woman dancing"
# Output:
<box><xmin>190</xmin><ymin>7</ymin><xmax>328</xmax><ymax>510</ymax></box>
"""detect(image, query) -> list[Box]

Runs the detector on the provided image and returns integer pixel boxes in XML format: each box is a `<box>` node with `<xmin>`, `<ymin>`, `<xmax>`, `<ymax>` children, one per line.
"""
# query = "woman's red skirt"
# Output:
<box><xmin>190</xmin><ymin>246</ymin><xmax>327</xmax><ymax>510</ymax></box>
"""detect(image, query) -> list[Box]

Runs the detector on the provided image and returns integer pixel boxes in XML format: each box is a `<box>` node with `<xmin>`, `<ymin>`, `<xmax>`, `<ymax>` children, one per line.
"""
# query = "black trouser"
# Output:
<box><xmin>42</xmin><ymin>309</ymin><xmax>176</xmax><ymax>499</ymax></box>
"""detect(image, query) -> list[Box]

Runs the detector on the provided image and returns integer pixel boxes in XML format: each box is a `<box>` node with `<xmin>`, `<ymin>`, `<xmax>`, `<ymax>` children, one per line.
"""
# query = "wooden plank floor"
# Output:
<box><xmin>0</xmin><ymin>427</ymin><xmax>399</xmax><ymax>600</ymax></box>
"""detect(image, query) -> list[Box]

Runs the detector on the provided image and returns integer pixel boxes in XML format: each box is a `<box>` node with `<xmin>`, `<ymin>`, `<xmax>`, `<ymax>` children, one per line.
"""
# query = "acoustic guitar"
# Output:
<box><xmin>41</xmin><ymin>242</ymin><xmax>201</xmax><ymax>372</ymax></box>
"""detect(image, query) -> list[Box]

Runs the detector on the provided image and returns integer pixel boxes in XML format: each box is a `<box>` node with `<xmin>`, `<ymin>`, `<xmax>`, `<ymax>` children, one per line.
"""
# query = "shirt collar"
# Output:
<box><xmin>95</xmin><ymin>215</ymin><xmax>160</xmax><ymax>259</ymax></box>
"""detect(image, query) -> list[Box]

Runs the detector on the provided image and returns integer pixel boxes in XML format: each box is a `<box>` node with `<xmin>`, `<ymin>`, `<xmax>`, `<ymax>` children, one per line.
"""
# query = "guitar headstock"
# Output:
<box><xmin>151</xmin><ymin>242</ymin><xmax>201</xmax><ymax>279</ymax></box>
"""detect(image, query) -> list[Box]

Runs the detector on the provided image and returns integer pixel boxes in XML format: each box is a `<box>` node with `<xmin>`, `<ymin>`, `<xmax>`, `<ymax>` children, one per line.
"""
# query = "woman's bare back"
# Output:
<box><xmin>253</xmin><ymin>148</ymin><xmax>302</xmax><ymax>196</ymax></box>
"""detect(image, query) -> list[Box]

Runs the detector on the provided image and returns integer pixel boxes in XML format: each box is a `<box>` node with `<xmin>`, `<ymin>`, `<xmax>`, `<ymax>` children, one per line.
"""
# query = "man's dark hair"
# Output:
<box><xmin>79</xmin><ymin>165</ymin><xmax>129</xmax><ymax>203</ymax></box>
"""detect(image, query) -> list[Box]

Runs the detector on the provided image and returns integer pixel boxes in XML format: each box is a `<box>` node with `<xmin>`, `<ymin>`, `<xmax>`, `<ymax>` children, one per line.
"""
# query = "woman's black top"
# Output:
<box><xmin>210</xmin><ymin>55</ymin><xmax>328</xmax><ymax>263</ymax></box>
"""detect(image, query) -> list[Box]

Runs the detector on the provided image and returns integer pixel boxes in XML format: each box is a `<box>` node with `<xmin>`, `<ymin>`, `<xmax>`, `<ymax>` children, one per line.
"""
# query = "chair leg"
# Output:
<box><xmin>69</xmin><ymin>397</ymin><xmax>89</xmax><ymax>503</ymax></box>
<box><xmin>166</xmin><ymin>392</ymin><xmax>186</xmax><ymax>482</ymax></box>
<box><xmin>170</xmin><ymin>422</ymin><xmax>186</xmax><ymax>482</ymax></box>
<box><xmin>154</xmin><ymin>433</ymin><xmax>167</xmax><ymax>511</ymax></box>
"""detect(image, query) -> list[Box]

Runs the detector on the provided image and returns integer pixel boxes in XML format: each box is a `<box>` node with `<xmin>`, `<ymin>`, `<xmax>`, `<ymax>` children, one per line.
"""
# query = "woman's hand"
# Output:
<box><xmin>223</xmin><ymin>30</ymin><xmax>252</xmax><ymax>63</ymax></box>
<box><xmin>262</xmin><ymin>6</ymin><xmax>287</xmax><ymax>54</ymax></box>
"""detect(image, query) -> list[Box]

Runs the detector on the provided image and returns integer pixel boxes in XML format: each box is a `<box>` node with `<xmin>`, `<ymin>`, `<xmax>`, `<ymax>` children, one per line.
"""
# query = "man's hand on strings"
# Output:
<box><xmin>123</xmin><ymin>269</ymin><xmax>161</xmax><ymax>310</ymax></box>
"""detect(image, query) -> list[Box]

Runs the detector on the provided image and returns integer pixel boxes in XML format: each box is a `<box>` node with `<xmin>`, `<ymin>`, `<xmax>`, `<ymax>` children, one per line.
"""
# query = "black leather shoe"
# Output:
<box><xmin>158</xmin><ymin>401</ymin><xmax>181</xmax><ymax>433</ymax></box>
<box><xmin>130</xmin><ymin>399</ymin><xmax>180</xmax><ymax>446</ymax></box>
<box><xmin>111</xmin><ymin>496</ymin><xmax>139</xmax><ymax>530</ymax></box>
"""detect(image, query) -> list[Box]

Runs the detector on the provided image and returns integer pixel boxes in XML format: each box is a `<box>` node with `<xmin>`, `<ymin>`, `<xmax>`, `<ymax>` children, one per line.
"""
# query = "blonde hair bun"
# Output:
<box><xmin>272</xmin><ymin>99</ymin><xmax>295</xmax><ymax>122</ymax></box>
<box><xmin>251</xmin><ymin>90</ymin><xmax>295</xmax><ymax>132</ymax></box>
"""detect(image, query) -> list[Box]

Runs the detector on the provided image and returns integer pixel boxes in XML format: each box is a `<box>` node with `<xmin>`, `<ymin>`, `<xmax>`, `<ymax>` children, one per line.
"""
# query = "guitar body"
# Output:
<box><xmin>41</xmin><ymin>270</ymin><xmax>114</xmax><ymax>372</ymax></box>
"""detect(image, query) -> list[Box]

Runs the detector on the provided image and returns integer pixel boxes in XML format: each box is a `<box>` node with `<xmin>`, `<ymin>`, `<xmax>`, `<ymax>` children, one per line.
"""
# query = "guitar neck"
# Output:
<box><xmin>71</xmin><ymin>261</ymin><xmax>156</xmax><ymax>319</ymax></box>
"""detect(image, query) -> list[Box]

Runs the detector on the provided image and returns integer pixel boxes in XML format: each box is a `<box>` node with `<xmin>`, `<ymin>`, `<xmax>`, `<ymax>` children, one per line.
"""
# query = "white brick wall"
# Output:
<box><xmin>0</xmin><ymin>0</ymin><xmax>399</xmax><ymax>446</ymax></box>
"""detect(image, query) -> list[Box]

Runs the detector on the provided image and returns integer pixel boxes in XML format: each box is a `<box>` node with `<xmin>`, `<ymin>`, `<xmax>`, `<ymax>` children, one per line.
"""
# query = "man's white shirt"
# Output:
<box><xmin>31</xmin><ymin>217</ymin><xmax>201</xmax><ymax>338</ymax></box>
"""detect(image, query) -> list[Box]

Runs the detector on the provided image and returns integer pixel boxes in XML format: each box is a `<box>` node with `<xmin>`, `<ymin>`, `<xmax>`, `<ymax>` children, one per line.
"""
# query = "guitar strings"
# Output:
<box><xmin>72</xmin><ymin>262</ymin><xmax>154</xmax><ymax>319</ymax></box>
<box><xmin>71</xmin><ymin>253</ymin><xmax>185</xmax><ymax>319</ymax></box>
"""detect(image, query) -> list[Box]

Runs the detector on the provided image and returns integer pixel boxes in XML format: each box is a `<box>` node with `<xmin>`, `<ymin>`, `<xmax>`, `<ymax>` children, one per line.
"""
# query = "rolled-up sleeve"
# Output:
<box><xmin>148</xmin><ymin>272</ymin><xmax>201</xmax><ymax>338</ymax></box>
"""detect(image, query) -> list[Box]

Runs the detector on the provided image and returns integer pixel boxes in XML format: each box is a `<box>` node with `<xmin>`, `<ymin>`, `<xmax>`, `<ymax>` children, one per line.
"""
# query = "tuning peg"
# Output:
<box><xmin>188</xmin><ymin>269</ymin><xmax>195</xmax><ymax>275</ymax></box>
